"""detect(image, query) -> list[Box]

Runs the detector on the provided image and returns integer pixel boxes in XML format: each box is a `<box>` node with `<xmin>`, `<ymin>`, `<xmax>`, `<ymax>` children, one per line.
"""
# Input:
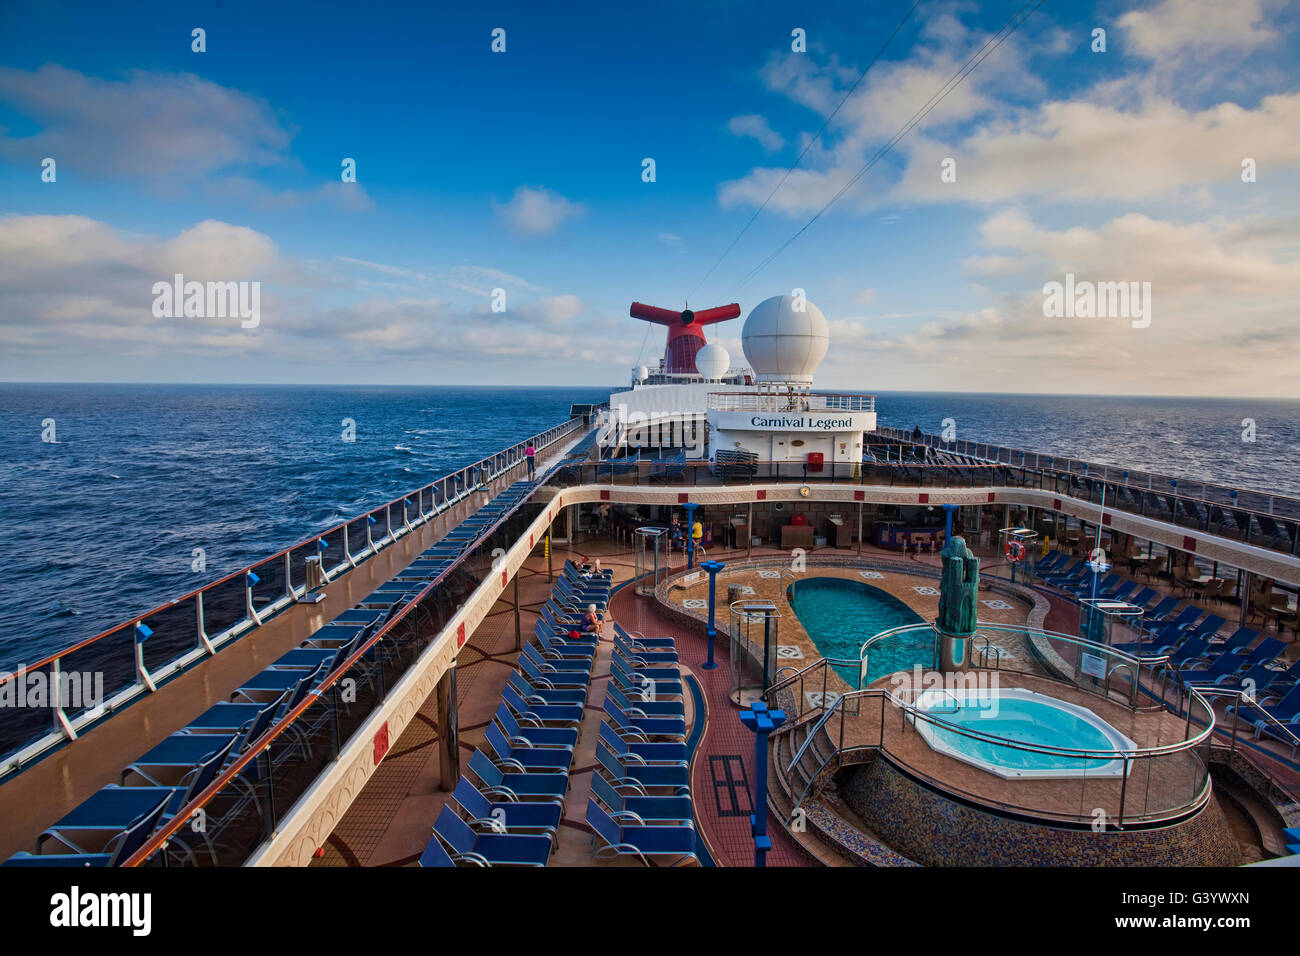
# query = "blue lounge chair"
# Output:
<box><xmin>585</xmin><ymin>799</ymin><xmax>697</xmax><ymax>866</ymax></box>
<box><xmin>614</xmin><ymin>635</ymin><xmax>678</xmax><ymax>666</ymax></box>
<box><xmin>1069</xmin><ymin>572</ymin><xmax>1120</xmax><ymax>598</ymax></box>
<box><xmin>1181</xmin><ymin>614</ymin><xmax>1227</xmax><ymax>641</ymax></box>
<box><xmin>1185</xmin><ymin>659</ymin><xmax>1292</xmax><ymax>695</ymax></box>
<box><xmin>598</xmin><ymin>722</ymin><xmax>688</xmax><ymax>764</ymax></box>
<box><xmin>604</xmin><ymin>698</ymin><xmax>686</xmax><ymax>741</ymax></box>
<box><xmin>1177</xmin><ymin>648</ymin><xmax>1257</xmax><ymax>686</ymax></box>
<box><xmin>494</xmin><ymin>704</ymin><xmax>579</xmax><ymax>750</ymax></box>
<box><xmin>1099</xmin><ymin>580</ymin><xmax>1138</xmax><ymax>602</ymax></box>
<box><xmin>517</xmin><ymin>654</ymin><xmax>589</xmax><ymax>692</ymax></box>
<box><xmin>1147</xmin><ymin>605</ymin><xmax>1199</xmax><ymax>632</ymax></box>
<box><xmin>36</xmin><ymin>736</ymin><xmax>238</xmax><ymax>864</ymax></box>
<box><xmin>467</xmin><ymin>750</ymin><xmax>567</xmax><ymax>802</ymax></box>
<box><xmin>484</xmin><ymin>723</ymin><xmax>573</xmax><ymax>772</ymax></box>
<box><xmin>501</xmin><ymin>682</ymin><xmax>583</xmax><ymax>727</ymax></box>
<box><xmin>1142</xmin><ymin>595</ymin><xmax>1180</xmax><ymax>620</ymax></box>
<box><xmin>451</xmin><ymin>777</ymin><xmax>561</xmax><ymax>839</ymax></box>
<box><xmin>522</xmin><ymin>643</ymin><xmax>592</xmax><ymax>677</ymax></box>
<box><xmin>533</xmin><ymin>622</ymin><xmax>597</xmax><ymax>660</ymax></box>
<box><xmin>590</xmin><ymin>772</ymin><xmax>693</xmax><ymax>825</ymax></box>
<box><xmin>1206</xmin><ymin>626</ymin><xmax>1258</xmax><ymax>654</ymax></box>
<box><xmin>3</xmin><ymin>792</ymin><xmax>170</xmax><ymax>867</ymax></box>
<box><xmin>610</xmin><ymin>658</ymin><xmax>683</xmax><ymax>699</ymax></box>
<box><xmin>125</xmin><ymin>690</ymin><xmax>286</xmax><ymax>786</ymax></box>
<box><xmin>1127</xmin><ymin>586</ymin><xmax>1157</xmax><ymax>609</ymax></box>
<box><xmin>1039</xmin><ymin>559</ymin><xmax>1081</xmax><ymax>582</ymax></box>
<box><xmin>606</xmin><ymin>683</ymin><xmax>684</xmax><ymax>718</ymax></box>
<box><xmin>428</xmin><ymin>805</ymin><xmax>551</xmax><ymax>867</ymax></box>
<box><xmin>614</xmin><ymin>623</ymin><xmax>677</xmax><ymax>649</ymax></box>
<box><xmin>1230</xmin><ymin>683</ymin><xmax>1300</xmax><ymax>736</ymax></box>
<box><xmin>596</xmin><ymin>741</ymin><xmax>688</xmax><ymax>792</ymax></box>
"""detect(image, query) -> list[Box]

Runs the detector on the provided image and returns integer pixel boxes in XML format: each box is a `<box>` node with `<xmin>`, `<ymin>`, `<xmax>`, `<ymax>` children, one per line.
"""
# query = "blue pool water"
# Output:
<box><xmin>914</xmin><ymin>689</ymin><xmax>1130</xmax><ymax>778</ymax></box>
<box><xmin>786</xmin><ymin>577</ymin><xmax>929</xmax><ymax>686</ymax></box>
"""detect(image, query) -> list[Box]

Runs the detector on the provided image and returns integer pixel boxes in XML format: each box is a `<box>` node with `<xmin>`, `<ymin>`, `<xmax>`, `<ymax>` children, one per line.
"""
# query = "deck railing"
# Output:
<box><xmin>122</xmin><ymin>472</ymin><xmax>558</xmax><ymax>866</ymax></box>
<box><xmin>707</xmin><ymin>391</ymin><xmax>876</xmax><ymax>413</ymax></box>
<box><xmin>551</xmin><ymin>445</ymin><xmax>1300</xmax><ymax>559</ymax></box>
<box><xmin>767</xmin><ymin>623</ymin><xmax>1217</xmax><ymax>828</ymax></box>
<box><xmin>876</xmin><ymin>425</ymin><xmax>1300</xmax><ymax>522</ymax></box>
<box><xmin>0</xmin><ymin>416</ymin><xmax>584</xmax><ymax>777</ymax></box>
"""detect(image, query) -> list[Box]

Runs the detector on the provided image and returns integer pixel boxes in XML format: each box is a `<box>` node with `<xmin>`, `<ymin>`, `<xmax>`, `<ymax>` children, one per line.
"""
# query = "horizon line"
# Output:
<box><xmin>0</xmin><ymin>380</ymin><xmax>1297</xmax><ymax>402</ymax></box>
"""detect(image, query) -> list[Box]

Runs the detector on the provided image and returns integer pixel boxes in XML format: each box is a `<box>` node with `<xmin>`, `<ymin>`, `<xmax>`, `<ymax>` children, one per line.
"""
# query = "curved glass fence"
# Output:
<box><xmin>768</xmin><ymin>623</ymin><xmax>1216</xmax><ymax>827</ymax></box>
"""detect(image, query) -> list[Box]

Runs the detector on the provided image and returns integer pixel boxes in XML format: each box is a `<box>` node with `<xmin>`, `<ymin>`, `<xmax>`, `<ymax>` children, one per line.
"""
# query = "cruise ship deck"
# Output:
<box><xmin>4</xmin><ymin>409</ymin><xmax>1300</xmax><ymax>868</ymax></box>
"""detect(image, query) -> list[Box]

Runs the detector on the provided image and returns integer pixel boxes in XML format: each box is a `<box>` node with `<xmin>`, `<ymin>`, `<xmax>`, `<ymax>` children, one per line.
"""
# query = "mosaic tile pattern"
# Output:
<box><xmin>803</xmin><ymin>800</ymin><xmax>919</xmax><ymax>867</ymax></box>
<box><xmin>841</xmin><ymin>757</ymin><xmax>1243</xmax><ymax>867</ymax></box>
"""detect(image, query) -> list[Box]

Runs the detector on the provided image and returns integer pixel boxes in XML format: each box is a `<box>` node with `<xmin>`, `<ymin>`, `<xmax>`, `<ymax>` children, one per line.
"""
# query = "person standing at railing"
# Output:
<box><xmin>525</xmin><ymin>443</ymin><xmax>536</xmax><ymax>480</ymax></box>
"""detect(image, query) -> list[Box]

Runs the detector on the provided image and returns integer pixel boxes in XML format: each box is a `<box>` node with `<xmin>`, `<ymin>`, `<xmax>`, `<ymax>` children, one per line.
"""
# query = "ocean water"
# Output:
<box><xmin>875</xmin><ymin>392</ymin><xmax>1300</xmax><ymax>499</ymax></box>
<box><xmin>0</xmin><ymin>384</ymin><xmax>607</xmax><ymax>669</ymax></box>
<box><xmin>0</xmin><ymin>385</ymin><xmax>1297</xmax><ymax>668</ymax></box>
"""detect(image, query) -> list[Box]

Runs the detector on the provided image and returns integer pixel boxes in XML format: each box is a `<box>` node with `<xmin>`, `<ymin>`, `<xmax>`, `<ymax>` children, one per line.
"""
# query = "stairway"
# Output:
<box><xmin>765</xmin><ymin>713</ymin><xmax>854</xmax><ymax>866</ymax></box>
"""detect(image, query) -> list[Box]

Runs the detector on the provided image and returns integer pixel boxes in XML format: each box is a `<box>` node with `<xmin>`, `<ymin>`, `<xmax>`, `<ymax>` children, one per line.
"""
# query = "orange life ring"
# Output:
<box><xmin>1004</xmin><ymin>540</ymin><xmax>1025</xmax><ymax>563</ymax></box>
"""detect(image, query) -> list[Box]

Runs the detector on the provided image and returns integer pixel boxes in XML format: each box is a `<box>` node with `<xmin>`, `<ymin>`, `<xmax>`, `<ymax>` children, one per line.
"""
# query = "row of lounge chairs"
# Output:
<box><xmin>1035</xmin><ymin>549</ymin><xmax>1300</xmax><ymax>749</ymax></box>
<box><xmin>3</xmin><ymin>480</ymin><xmax>542</xmax><ymax>868</ymax></box>
<box><xmin>420</xmin><ymin>561</ymin><xmax>699</xmax><ymax>866</ymax></box>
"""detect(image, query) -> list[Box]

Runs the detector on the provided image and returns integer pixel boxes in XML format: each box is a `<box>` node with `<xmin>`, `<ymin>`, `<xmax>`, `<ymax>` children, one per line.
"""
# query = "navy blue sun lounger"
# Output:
<box><xmin>429</xmin><ymin>805</ymin><xmax>551</xmax><ymax>867</ymax></box>
<box><xmin>586</xmin><ymin>798</ymin><xmax>697</xmax><ymax>866</ymax></box>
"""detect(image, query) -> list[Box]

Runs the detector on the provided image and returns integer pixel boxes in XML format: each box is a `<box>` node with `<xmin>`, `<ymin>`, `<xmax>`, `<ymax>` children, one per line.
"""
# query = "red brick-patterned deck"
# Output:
<box><xmin>607</xmin><ymin>546</ymin><xmax>811</xmax><ymax>867</ymax></box>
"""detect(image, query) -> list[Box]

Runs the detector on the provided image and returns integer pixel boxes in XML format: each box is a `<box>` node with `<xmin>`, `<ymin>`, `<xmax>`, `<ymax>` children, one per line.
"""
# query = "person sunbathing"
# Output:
<box><xmin>581</xmin><ymin>604</ymin><xmax>604</xmax><ymax>633</ymax></box>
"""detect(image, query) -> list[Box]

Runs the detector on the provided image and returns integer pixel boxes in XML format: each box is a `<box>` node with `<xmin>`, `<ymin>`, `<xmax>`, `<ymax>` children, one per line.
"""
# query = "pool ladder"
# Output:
<box><xmin>976</xmin><ymin>633</ymin><xmax>1003</xmax><ymax>670</ymax></box>
<box><xmin>923</xmin><ymin>689</ymin><xmax>962</xmax><ymax>714</ymax></box>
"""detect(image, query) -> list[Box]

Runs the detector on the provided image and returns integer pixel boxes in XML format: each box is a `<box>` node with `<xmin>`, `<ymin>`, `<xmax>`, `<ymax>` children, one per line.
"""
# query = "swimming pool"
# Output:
<box><xmin>786</xmin><ymin>577</ymin><xmax>929</xmax><ymax>686</ymax></box>
<box><xmin>912</xmin><ymin>688</ymin><xmax>1137</xmax><ymax>779</ymax></box>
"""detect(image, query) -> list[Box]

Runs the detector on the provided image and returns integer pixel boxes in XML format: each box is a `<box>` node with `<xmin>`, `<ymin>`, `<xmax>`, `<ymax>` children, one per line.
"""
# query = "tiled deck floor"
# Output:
<box><xmin>311</xmin><ymin>531</ymin><xmax>1300</xmax><ymax>867</ymax></box>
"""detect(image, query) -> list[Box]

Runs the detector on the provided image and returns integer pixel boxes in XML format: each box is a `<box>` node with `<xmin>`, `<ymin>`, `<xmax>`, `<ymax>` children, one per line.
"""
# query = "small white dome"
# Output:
<box><xmin>741</xmin><ymin>294</ymin><xmax>829</xmax><ymax>384</ymax></box>
<box><xmin>693</xmin><ymin>343</ymin><xmax>730</xmax><ymax>380</ymax></box>
<box><xmin>634</xmin><ymin>365</ymin><xmax>649</xmax><ymax>382</ymax></box>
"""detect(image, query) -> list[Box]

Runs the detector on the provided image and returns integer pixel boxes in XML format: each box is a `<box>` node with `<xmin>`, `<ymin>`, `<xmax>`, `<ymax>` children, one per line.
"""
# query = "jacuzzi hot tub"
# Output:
<box><xmin>911</xmin><ymin>687</ymin><xmax>1137</xmax><ymax>780</ymax></box>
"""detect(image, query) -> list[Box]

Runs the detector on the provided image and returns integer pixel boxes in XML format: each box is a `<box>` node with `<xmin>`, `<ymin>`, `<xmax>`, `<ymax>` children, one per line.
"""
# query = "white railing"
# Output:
<box><xmin>708</xmin><ymin>391</ymin><xmax>876</xmax><ymax>413</ymax></box>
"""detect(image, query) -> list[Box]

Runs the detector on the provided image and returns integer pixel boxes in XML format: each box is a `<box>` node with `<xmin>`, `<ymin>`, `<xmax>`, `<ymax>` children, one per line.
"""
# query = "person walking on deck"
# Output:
<box><xmin>525</xmin><ymin>443</ymin><xmax>536</xmax><ymax>480</ymax></box>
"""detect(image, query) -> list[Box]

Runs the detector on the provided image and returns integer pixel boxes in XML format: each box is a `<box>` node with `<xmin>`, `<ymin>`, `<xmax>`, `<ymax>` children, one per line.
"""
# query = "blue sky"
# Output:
<box><xmin>1</xmin><ymin>0</ymin><xmax>1298</xmax><ymax>394</ymax></box>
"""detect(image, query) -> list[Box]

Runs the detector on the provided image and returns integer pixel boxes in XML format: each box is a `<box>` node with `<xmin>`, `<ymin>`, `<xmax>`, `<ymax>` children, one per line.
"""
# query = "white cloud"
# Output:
<box><xmin>492</xmin><ymin>186</ymin><xmax>585</xmax><ymax>236</ymax></box>
<box><xmin>0</xmin><ymin>214</ymin><xmax>634</xmax><ymax>381</ymax></box>
<box><xmin>727</xmin><ymin>114</ymin><xmax>785</xmax><ymax>152</ymax></box>
<box><xmin>0</xmin><ymin>65</ymin><xmax>371</xmax><ymax>211</ymax></box>
<box><xmin>1118</xmin><ymin>0</ymin><xmax>1279</xmax><ymax>62</ymax></box>
<box><xmin>820</xmin><ymin>208</ymin><xmax>1300</xmax><ymax>396</ymax></box>
<box><xmin>894</xmin><ymin>92</ymin><xmax>1300</xmax><ymax>205</ymax></box>
<box><xmin>719</xmin><ymin>7</ymin><xmax>1300</xmax><ymax>216</ymax></box>
<box><xmin>0</xmin><ymin>65</ymin><xmax>290</xmax><ymax>180</ymax></box>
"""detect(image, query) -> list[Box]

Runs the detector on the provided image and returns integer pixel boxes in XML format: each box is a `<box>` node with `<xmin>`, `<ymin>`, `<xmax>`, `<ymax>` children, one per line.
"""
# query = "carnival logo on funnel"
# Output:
<box><xmin>151</xmin><ymin>273</ymin><xmax>261</xmax><ymax>329</ymax></box>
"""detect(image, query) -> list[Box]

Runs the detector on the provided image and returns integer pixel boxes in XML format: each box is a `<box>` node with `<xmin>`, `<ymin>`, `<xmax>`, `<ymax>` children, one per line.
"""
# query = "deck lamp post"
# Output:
<box><xmin>700</xmin><ymin>559</ymin><xmax>724</xmax><ymax>670</ymax></box>
<box><xmin>739</xmin><ymin>701</ymin><xmax>786</xmax><ymax>868</ymax></box>
<box><xmin>941</xmin><ymin>503</ymin><xmax>958</xmax><ymax>541</ymax></box>
<box><xmin>683</xmin><ymin>501</ymin><xmax>699</xmax><ymax>570</ymax></box>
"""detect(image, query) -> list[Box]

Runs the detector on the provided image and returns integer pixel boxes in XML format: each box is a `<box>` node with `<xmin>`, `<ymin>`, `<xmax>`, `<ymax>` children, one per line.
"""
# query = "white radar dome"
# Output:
<box><xmin>634</xmin><ymin>365</ymin><xmax>649</xmax><ymax>382</ymax></box>
<box><xmin>741</xmin><ymin>294</ymin><xmax>829</xmax><ymax>385</ymax></box>
<box><xmin>693</xmin><ymin>343</ymin><xmax>730</xmax><ymax>380</ymax></box>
